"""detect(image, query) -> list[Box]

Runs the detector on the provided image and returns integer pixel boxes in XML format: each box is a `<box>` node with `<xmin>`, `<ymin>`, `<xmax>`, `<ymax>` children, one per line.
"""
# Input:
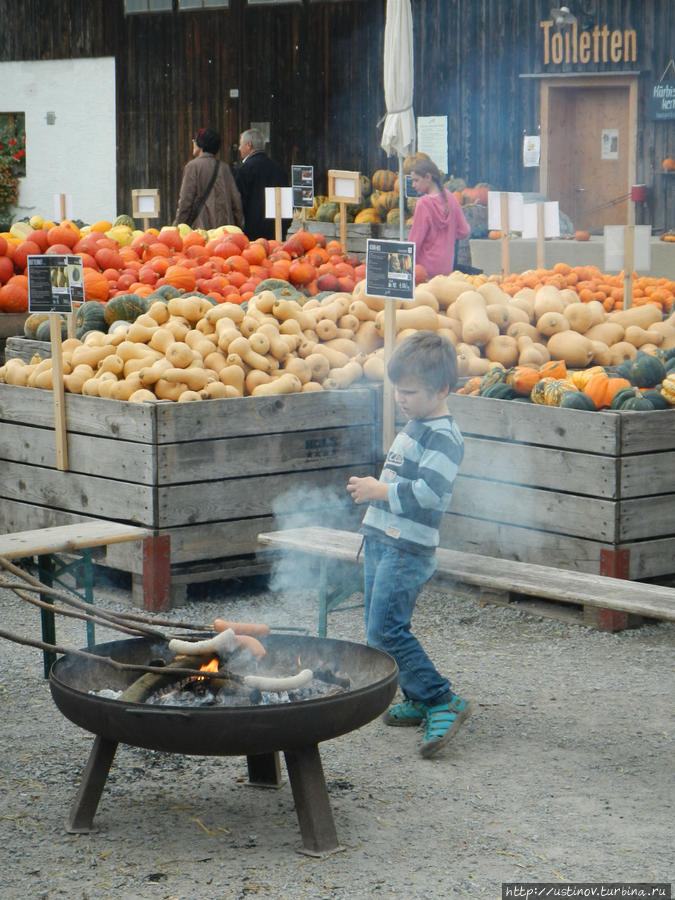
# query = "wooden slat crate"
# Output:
<box><xmin>442</xmin><ymin>394</ymin><xmax>675</xmax><ymax>580</ymax></box>
<box><xmin>0</xmin><ymin>384</ymin><xmax>378</xmax><ymax>604</ymax></box>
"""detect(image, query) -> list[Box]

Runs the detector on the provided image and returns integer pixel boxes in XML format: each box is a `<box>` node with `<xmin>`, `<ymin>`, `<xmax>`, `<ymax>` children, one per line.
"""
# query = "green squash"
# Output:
<box><xmin>103</xmin><ymin>293</ymin><xmax>150</xmax><ymax>326</ymax></box>
<box><xmin>254</xmin><ymin>278</ymin><xmax>305</xmax><ymax>303</ymax></box>
<box><xmin>615</xmin><ymin>359</ymin><xmax>633</xmax><ymax>381</ymax></box>
<box><xmin>621</xmin><ymin>395</ymin><xmax>655</xmax><ymax>411</ymax></box>
<box><xmin>478</xmin><ymin>365</ymin><xmax>507</xmax><ymax>395</ymax></box>
<box><xmin>641</xmin><ymin>389</ymin><xmax>670</xmax><ymax>410</ymax></box>
<box><xmin>24</xmin><ymin>313</ymin><xmax>51</xmax><ymax>339</ymax></box>
<box><xmin>629</xmin><ymin>351</ymin><xmax>666</xmax><ymax>388</ymax></box>
<box><xmin>147</xmin><ymin>284</ymin><xmax>183</xmax><ymax>301</ymax></box>
<box><xmin>560</xmin><ymin>390</ymin><xmax>596</xmax><ymax>411</ymax></box>
<box><xmin>481</xmin><ymin>382</ymin><xmax>515</xmax><ymax>400</ymax></box>
<box><xmin>35</xmin><ymin>318</ymin><xmax>67</xmax><ymax>342</ymax></box>
<box><xmin>316</xmin><ymin>201</ymin><xmax>340</xmax><ymax>223</ymax></box>
<box><xmin>665</xmin><ymin>357</ymin><xmax>675</xmax><ymax>375</ymax></box>
<box><xmin>610</xmin><ymin>386</ymin><xmax>640</xmax><ymax>410</ymax></box>
<box><xmin>113</xmin><ymin>214</ymin><xmax>136</xmax><ymax>228</ymax></box>
<box><xmin>75</xmin><ymin>300</ymin><xmax>107</xmax><ymax>338</ymax></box>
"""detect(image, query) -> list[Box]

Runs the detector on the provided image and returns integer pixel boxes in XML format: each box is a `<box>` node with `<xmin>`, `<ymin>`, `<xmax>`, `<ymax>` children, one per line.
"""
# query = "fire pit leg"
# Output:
<box><xmin>66</xmin><ymin>736</ymin><xmax>118</xmax><ymax>834</ymax></box>
<box><xmin>283</xmin><ymin>744</ymin><xmax>343</xmax><ymax>857</ymax></box>
<box><xmin>246</xmin><ymin>752</ymin><xmax>285</xmax><ymax>788</ymax></box>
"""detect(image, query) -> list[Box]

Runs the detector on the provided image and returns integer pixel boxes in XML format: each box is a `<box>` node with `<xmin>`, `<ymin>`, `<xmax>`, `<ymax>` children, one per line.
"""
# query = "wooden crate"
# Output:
<box><xmin>0</xmin><ymin>384</ymin><xmax>377</xmax><ymax>604</ymax></box>
<box><xmin>0</xmin><ymin>315</ymin><xmax>28</xmax><ymax>363</ymax></box>
<box><xmin>442</xmin><ymin>394</ymin><xmax>675</xmax><ymax>580</ymax></box>
<box><xmin>4</xmin><ymin>336</ymin><xmax>46</xmax><ymax>363</ymax></box>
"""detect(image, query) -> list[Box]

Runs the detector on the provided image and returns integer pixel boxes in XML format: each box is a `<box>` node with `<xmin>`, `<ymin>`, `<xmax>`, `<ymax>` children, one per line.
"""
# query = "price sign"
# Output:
<box><xmin>292</xmin><ymin>165</ymin><xmax>314</xmax><ymax>208</ymax></box>
<box><xmin>365</xmin><ymin>239</ymin><xmax>415</xmax><ymax>301</ymax></box>
<box><xmin>27</xmin><ymin>254</ymin><xmax>84</xmax><ymax>314</ymax></box>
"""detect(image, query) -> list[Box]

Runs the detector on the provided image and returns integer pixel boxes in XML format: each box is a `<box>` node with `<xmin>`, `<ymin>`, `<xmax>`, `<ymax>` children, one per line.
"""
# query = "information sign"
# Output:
<box><xmin>292</xmin><ymin>165</ymin><xmax>314</xmax><ymax>208</ymax></box>
<box><xmin>27</xmin><ymin>254</ymin><xmax>84</xmax><ymax>314</ymax></box>
<box><xmin>365</xmin><ymin>239</ymin><xmax>415</xmax><ymax>301</ymax></box>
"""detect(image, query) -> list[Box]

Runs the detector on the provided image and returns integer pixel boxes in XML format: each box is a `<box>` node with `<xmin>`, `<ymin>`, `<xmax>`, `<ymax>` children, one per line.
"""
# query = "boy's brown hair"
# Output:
<box><xmin>387</xmin><ymin>330</ymin><xmax>458</xmax><ymax>392</ymax></box>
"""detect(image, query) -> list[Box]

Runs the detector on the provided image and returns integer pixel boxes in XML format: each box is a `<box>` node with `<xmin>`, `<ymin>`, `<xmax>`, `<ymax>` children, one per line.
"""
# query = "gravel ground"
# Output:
<box><xmin>0</xmin><ymin>564</ymin><xmax>672</xmax><ymax>900</ymax></box>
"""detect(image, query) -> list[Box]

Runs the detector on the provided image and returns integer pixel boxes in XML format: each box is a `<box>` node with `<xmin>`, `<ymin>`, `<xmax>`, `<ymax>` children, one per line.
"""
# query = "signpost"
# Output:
<box><xmin>328</xmin><ymin>170</ymin><xmax>361</xmax><ymax>254</ymax></box>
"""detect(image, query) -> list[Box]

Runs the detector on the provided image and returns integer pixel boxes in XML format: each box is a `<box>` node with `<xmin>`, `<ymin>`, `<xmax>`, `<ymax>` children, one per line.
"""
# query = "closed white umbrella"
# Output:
<box><xmin>380</xmin><ymin>0</ymin><xmax>415</xmax><ymax>453</ymax></box>
<box><xmin>381</xmin><ymin>0</ymin><xmax>415</xmax><ymax>242</ymax></box>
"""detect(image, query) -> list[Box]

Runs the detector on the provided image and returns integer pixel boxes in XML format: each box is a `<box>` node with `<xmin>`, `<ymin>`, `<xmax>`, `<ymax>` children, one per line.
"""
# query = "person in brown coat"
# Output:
<box><xmin>173</xmin><ymin>128</ymin><xmax>244</xmax><ymax>230</ymax></box>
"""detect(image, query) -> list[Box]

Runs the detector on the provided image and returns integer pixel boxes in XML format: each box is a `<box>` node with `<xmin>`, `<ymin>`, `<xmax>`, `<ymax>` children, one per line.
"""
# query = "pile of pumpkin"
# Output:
<box><xmin>0</xmin><ymin>281</ymin><xmax>394</xmax><ymax>401</ymax></box>
<box><xmin>458</xmin><ymin>354</ymin><xmax>675</xmax><ymax>411</ymax></box>
<box><xmin>0</xmin><ymin>217</ymin><xmax>367</xmax><ymax>313</ymax></box>
<box><xmin>312</xmin><ymin>152</ymin><xmax>489</xmax><ymax>227</ymax></box>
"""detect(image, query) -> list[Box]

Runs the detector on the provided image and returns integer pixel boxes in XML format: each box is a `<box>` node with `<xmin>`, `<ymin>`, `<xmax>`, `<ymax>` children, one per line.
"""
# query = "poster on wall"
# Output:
<box><xmin>601</xmin><ymin>129</ymin><xmax>619</xmax><ymax>160</ymax></box>
<box><xmin>417</xmin><ymin>116</ymin><xmax>448</xmax><ymax>175</ymax></box>
<box><xmin>522</xmin><ymin>135</ymin><xmax>541</xmax><ymax>168</ymax></box>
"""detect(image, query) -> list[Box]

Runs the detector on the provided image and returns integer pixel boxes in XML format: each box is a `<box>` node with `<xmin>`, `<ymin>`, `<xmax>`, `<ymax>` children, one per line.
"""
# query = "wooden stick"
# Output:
<box><xmin>536</xmin><ymin>201</ymin><xmax>546</xmax><ymax>269</ymax></box>
<box><xmin>339</xmin><ymin>201</ymin><xmax>347</xmax><ymax>254</ymax></box>
<box><xmin>500</xmin><ymin>193</ymin><xmax>511</xmax><ymax>277</ymax></box>
<box><xmin>274</xmin><ymin>186</ymin><xmax>282</xmax><ymax>242</ymax></box>
<box><xmin>50</xmin><ymin>314</ymin><xmax>68</xmax><ymax>471</ymax></box>
<box><xmin>623</xmin><ymin>224</ymin><xmax>635</xmax><ymax>310</ymax></box>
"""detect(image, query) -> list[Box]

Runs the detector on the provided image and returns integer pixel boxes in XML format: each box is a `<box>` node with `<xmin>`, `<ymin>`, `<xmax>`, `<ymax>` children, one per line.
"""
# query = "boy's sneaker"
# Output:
<box><xmin>381</xmin><ymin>699</ymin><xmax>424</xmax><ymax>726</ymax></box>
<box><xmin>419</xmin><ymin>695</ymin><xmax>471</xmax><ymax>758</ymax></box>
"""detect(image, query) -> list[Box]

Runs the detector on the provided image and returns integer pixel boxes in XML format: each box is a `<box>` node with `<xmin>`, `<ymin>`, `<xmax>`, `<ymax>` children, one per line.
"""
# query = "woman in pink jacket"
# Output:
<box><xmin>408</xmin><ymin>159</ymin><xmax>470</xmax><ymax>278</ymax></box>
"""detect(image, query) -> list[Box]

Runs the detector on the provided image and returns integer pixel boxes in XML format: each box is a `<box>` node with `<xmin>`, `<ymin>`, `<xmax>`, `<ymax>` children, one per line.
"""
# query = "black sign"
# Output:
<box><xmin>404</xmin><ymin>175</ymin><xmax>421</xmax><ymax>199</ymax></box>
<box><xmin>292</xmin><ymin>165</ymin><xmax>315</xmax><ymax>208</ymax></box>
<box><xmin>365</xmin><ymin>239</ymin><xmax>415</xmax><ymax>301</ymax></box>
<box><xmin>27</xmin><ymin>254</ymin><xmax>84</xmax><ymax>314</ymax></box>
<box><xmin>647</xmin><ymin>81</ymin><xmax>675</xmax><ymax>120</ymax></box>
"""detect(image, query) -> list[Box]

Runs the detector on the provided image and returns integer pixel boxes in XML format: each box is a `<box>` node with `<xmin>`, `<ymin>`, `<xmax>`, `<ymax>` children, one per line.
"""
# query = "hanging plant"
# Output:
<box><xmin>0</xmin><ymin>113</ymin><xmax>26</xmax><ymax>222</ymax></box>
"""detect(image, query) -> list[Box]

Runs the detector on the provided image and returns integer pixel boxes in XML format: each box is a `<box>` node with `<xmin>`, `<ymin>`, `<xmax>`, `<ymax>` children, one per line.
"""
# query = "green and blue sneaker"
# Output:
<box><xmin>381</xmin><ymin>699</ymin><xmax>424</xmax><ymax>726</ymax></box>
<box><xmin>419</xmin><ymin>695</ymin><xmax>471</xmax><ymax>758</ymax></box>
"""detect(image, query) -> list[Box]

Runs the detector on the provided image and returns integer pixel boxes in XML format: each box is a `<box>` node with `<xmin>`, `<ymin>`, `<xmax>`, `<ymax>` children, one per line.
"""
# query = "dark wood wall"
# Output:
<box><xmin>1</xmin><ymin>0</ymin><xmax>673</xmax><ymax>231</ymax></box>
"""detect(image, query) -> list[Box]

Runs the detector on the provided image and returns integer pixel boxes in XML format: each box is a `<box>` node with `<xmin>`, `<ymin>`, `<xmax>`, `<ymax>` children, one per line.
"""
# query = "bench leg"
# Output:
<box><xmin>38</xmin><ymin>554</ymin><xmax>56</xmax><ymax>678</ymax></box>
<box><xmin>141</xmin><ymin>534</ymin><xmax>171</xmax><ymax>612</ymax></box>
<box><xmin>81</xmin><ymin>548</ymin><xmax>96</xmax><ymax>648</ymax></box>
<box><xmin>592</xmin><ymin>549</ymin><xmax>641</xmax><ymax>632</ymax></box>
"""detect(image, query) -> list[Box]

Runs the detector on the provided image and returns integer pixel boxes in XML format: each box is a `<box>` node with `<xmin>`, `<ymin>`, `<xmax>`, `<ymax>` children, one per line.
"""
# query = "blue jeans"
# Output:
<box><xmin>363</xmin><ymin>536</ymin><xmax>451</xmax><ymax>706</ymax></box>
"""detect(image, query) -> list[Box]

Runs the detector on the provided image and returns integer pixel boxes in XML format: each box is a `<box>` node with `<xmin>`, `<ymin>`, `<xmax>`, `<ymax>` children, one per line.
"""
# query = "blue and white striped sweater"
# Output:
<box><xmin>361</xmin><ymin>414</ymin><xmax>464</xmax><ymax>555</ymax></box>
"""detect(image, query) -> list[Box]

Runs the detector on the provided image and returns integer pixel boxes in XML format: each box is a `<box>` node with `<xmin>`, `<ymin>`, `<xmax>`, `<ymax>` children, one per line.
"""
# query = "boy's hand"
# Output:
<box><xmin>346</xmin><ymin>476</ymin><xmax>389</xmax><ymax>504</ymax></box>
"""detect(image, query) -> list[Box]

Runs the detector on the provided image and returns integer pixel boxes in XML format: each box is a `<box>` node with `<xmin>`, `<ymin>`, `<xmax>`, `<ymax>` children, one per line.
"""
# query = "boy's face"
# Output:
<box><xmin>394</xmin><ymin>377</ymin><xmax>449</xmax><ymax>420</ymax></box>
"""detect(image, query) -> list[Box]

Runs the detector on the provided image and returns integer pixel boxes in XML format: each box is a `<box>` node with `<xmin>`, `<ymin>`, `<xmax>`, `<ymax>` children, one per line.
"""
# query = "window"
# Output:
<box><xmin>124</xmin><ymin>0</ymin><xmax>229</xmax><ymax>13</ymax></box>
<box><xmin>0</xmin><ymin>112</ymin><xmax>26</xmax><ymax>178</ymax></box>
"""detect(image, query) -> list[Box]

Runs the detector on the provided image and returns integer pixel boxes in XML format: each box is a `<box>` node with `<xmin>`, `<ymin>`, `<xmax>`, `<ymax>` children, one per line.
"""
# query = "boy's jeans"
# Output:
<box><xmin>363</xmin><ymin>536</ymin><xmax>451</xmax><ymax>706</ymax></box>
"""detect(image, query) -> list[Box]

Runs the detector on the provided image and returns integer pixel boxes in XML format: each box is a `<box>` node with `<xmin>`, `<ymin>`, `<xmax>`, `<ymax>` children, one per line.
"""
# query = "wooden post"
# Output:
<box><xmin>623</xmin><ymin>224</ymin><xmax>635</xmax><ymax>310</ymax></box>
<box><xmin>382</xmin><ymin>298</ymin><xmax>397</xmax><ymax>456</ymax></box>
<box><xmin>274</xmin><ymin>187</ymin><xmax>282</xmax><ymax>242</ymax></box>
<box><xmin>141</xmin><ymin>217</ymin><xmax>150</xmax><ymax>232</ymax></box>
<box><xmin>500</xmin><ymin>193</ymin><xmax>510</xmax><ymax>276</ymax></box>
<box><xmin>339</xmin><ymin>201</ymin><xmax>347</xmax><ymax>254</ymax></box>
<box><xmin>66</xmin><ymin>310</ymin><xmax>76</xmax><ymax>340</ymax></box>
<box><xmin>536</xmin><ymin>201</ymin><xmax>546</xmax><ymax>269</ymax></box>
<box><xmin>49</xmin><ymin>314</ymin><xmax>68</xmax><ymax>471</ymax></box>
<box><xmin>57</xmin><ymin>193</ymin><xmax>66</xmax><ymax>222</ymax></box>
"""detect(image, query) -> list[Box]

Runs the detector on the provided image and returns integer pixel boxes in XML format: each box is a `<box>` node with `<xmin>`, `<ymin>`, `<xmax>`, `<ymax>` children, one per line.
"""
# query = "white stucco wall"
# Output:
<box><xmin>0</xmin><ymin>58</ymin><xmax>116</xmax><ymax>223</ymax></box>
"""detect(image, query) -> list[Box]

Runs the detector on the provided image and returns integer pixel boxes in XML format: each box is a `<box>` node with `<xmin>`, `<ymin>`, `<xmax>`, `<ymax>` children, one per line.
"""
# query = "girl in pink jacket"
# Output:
<box><xmin>408</xmin><ymin>159</ymin><xmax>470</xmax><ymax>278</ymax></box>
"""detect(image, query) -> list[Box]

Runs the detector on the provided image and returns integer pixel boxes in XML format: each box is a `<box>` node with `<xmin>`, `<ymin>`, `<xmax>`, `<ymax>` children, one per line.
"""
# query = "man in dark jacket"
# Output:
<box><xmin>235</xmin><ymin>129</ymin><xmax>289</xmax><ymax>240</ymax></box>
<box><xmin>173</xmin><ymin>128</ymin><xmax>244</xmax><ymax>231</ymax></box>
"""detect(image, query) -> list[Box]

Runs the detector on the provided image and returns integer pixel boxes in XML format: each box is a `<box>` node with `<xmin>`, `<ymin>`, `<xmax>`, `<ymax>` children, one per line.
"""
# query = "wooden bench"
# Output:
<box><xmin>0</xmin><ymin>521</ymin><xmax>151</xmax><ymax>674</ymax></box>
<box><xmin>257</xmin><ymin>526</ymin><xmax>675</xmax><ymax>636</ymax></box>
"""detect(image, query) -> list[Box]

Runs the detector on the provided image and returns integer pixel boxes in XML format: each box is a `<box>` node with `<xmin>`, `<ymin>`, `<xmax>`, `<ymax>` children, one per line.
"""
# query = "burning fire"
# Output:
<box><xmin>199</xmin><ymin>657</ymin><xmax>220</xmax><ymax>675</ymax></box>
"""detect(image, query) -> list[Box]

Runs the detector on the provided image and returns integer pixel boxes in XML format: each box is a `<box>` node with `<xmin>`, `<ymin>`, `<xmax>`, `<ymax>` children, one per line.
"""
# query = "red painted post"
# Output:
<box><xmin>597</xmin><ymin>549</ymin><xmax>631</xmax><ymax>632</ymax></box>
<box><xmin>142</xmin><ymin>534</ymin><xmax>171</xmax><ymax>612</ymax></box>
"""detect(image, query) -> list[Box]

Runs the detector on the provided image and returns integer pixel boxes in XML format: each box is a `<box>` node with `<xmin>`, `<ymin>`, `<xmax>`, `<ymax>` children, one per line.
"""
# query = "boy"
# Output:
<box><xmin>346</xmin><ymin>331</ymin><xmax>469</xmax><ymax>758</ymax></box>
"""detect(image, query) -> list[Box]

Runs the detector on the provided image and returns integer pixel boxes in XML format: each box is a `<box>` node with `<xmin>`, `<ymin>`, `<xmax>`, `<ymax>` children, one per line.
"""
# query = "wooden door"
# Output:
<box><xmin>542</xmin><ymin>79</ymin><xmax>637</xmax><ymax>231</ymax></box>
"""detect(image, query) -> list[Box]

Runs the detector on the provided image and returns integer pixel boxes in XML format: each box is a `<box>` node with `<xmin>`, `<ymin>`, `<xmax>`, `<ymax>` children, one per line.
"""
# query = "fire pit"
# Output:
<box><xmin>49</xmin><ymin>632</ymin><xmax>398</xmax><ymax>856</ymax></box>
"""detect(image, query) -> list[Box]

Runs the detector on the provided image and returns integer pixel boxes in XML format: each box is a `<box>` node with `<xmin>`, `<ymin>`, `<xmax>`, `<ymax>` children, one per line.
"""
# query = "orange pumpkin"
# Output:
<box><xmin>488</xmin><ymin>230</ymin><xmax>502</xmax><ymax>240</ymax></box>
<box><xmin>662</xmin><ymin>158</ymin><xmax>675</xmax><ymax>172</ymax></box>
<box><xmin>83</xmin><ymin>267</ymin><xmax>111</xmax><ymax>302</ymax></box>
<box><xmin>288</xmin><ymin>259</ymin><xmax>316</xmax><ymax>286</ymax></box>
<box><xmin>164</xmin><ymin>264</ymin><xmax>196</xmax><ymax>292</ymax></box>
<box><xmin>0</xmin><ymin>275</ymin><xmax>29</xmax><ymax>312</ymax></box>
<box><xmin>583</xmin><ymin>373</ymin><xmax>631</xmax><ymax>409</ymax></box>
<box><xmin>47</xmin><ymin>224</ymin><xmax>79</xmax><ymax>248</ymax></box>
<box><xmin>505</xmin><ymin>365</ymin><xmax>540</xmax><ymax>395</ymax></box>
<box><xmin>575</xmin><ymin>230</ymin><xmax>591</xmax><ymax>241</ymax></box>
<box><xmin>372</xmin><ymin>169</ymin><xmax>397</xmax><ymax>192</ymax></box>
<box><xmin>538</xmin><ymin>359</ymin><xmax>568</xmax><ymax>380</ymax></box>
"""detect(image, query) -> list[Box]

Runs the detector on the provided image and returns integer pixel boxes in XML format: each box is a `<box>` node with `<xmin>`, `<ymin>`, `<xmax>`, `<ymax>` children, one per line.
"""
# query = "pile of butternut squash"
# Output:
<box><xmin>0</xmin><ymin>288</ymin><xmax>389</xmax><ymax>401</ymax></box>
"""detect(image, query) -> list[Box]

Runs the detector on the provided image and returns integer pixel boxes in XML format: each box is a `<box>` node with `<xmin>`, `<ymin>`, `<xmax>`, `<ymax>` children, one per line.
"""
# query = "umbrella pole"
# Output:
<box><xmin>398</xmin><ymin>156</ymin><xmax>405</xmax><ymax>242</ymax></box>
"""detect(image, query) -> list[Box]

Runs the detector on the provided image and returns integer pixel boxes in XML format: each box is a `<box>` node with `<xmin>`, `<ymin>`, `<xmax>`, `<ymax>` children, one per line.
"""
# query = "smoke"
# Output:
<box><xmin>262</xmin><ymin>482</ymin><xmax>362</xmax><ymax>599</ymax></box>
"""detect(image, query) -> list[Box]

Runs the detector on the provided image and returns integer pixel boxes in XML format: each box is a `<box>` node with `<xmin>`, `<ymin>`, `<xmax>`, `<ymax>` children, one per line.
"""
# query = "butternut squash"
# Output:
<box><xmin>63</xmin><ymin>364</ymin><xmax>95</xmax><ymax>394</ymax></box>
<box><xmin>304</xmin><ymin>352</ymin><xmax>331</xmax><ymax>382</ymax></box>
<box><xmin>353</xmin><ymin>321</ymin><xmax>381</xmax><ymax>354</ymax></box>
<box><xmin>248</xmin><ymin>290</ymin><xmax>276</xmax><ymax>315</ymax></box>
<box><xmin>203</xmin><ymin>350</ymin><xmax>230</xmax><ymax>374</ymax></box>
<box><xmin>589</xmin><ymin>340</ymin><xmax>612</xmax><ymax>366</ymax></box>
<box><xmin>163</xmin><ymin>319</ymin><xmax>190</xmax><ymax>342</ymax></box>
<box><xmin>507</xmin><ymin>322</ymin><xmax>540</xmax><ymax>342</ymax></box>
<box><xmin>454</xmin><ymin>291</ymin><xmax>497</xmax><ymax>345</ymax></box>
<box><xmin>426</xmin><ymin>274</ymin><xmax>473</xmax><ymax>308</ymax></box>
<box><xmin>205</xmin><ymin>301</ymin><xmax>245</xmax><ymax>325</ymax></box>
<box><xmin>219</xmin><ymin>365</ymin><xmax>246</xmax><ymax>395</ymax></box>
<box><xmin>349</xmin><ymin>299</ymin><xmax>378</xmax><ymax>322</ymax></box>
<box><xmin>71</xmin><ymin>343</ymin><xmax>116</xmax><ymax>368</ymax></box>
<box><xmin>227</xmin><ymin>336</ymin><xmax>276</xmax><ymax>373</ymax></box>
<box><xmin>362</xmin><ymin>354</ymin><xmax>385</xmax><ymax>381</ymax></box>
<box><xmin>563</xmin><ymin>302</ymin><xmax>594</xmax><ymax>334</ymax></box>
<box><xmin>272</xmin><ymin>299</ymin><xmax>315</xmax><ymax>331</ymax></box>
<box><xmin>138</xmin><ymin>358</ymin><xmax>172</xmax><ymax>386</ymax></box>
<box><xmin>607</xmin><ymin>305</ymin><xmax>662</xmax><ymax>329</ymax></box>
<box><xmin>583</xmin><ymin>321</ymin><xmax>625</xmax><ymax>346</ymax></box>
<box><xmin>311</xmin><ymin>344</ymin><xmax>351</xmax><ymax>369</ymax></box>
<box><xmin>536</xmin><ymin>312</ymin><xmax>570</xmax><ymax>337</ymax></box>
<box><xmin>128</xmin><ymin>388</ymin><xmax>158</xmax><ymax>403</ymax></box>
<box><xmin>533</xmin><ymin>285</ymin><xmax>565</xmax><ymax>319</ymax></box>
<box><xmin>546</xmin><ymin>331</ymin><xmax>594</xmax><ymax>368</ymax></box>
<box><xmin>624</xmin><ymin>325</ymin><xmax>664</xmax><ymax>348</ymax></box>
<box><xmin>301</xmin><ymin>381</ymin><xmax>324</xmax><ymax>392</ymax></box>
<box><xmin>283</xmin><ymin>357</ymin><xmax>312</xmax><ymax>384</ymax></box>
<box><xmin>154</xmin><ymin>378</ymin><xmax>188</xmax><ymax>401</ymax></box>
<box><xmin>401</xmin><ymin>286</ymin><xmax>439</xmax><ymax>312</ymax></box>
<box><xmin>165</xmin><ymin>342</ymin><xmax>197</xmax><ymax>369</ymax></box>
<box><xmin>149</xmin><ymin>326</ymin><xmax>175</xmax><ymax>354</ymax></box>
<box><xmin>323</xmin><ymin>360</ymin><xmax>363</xmax><ymax>390</ymax></box>
<box><xmin>279</xmin><ymin>318</ymin><xmax>303</xmax><ymax>337</ymax></box>
<box><xmin>251</xmin><ymin>373</ymin><xmax>303</xmax><ymax>396</ymax></box>
<box><xmin>147</xmin><ymin>301</ymin><xmax>170</xmax><ymax>325</ymax></box>
<box><xmin>163</xmin><ymin>367</ymin><xmax>215</xmax><ymax>391</ymax></box>
<box><xmin>607</xmin><ymin>341</ymin><xmax>637</xmax><ymax>365</ymax></box>
<box><xmin>124</xmin><ymin>355</ymin><xmax>158</xmax><ymax>378</ymax></box>
<box><xmin>245</xmin><ymin>369</ymin><xmax>272</xmax><ymax>394</ymax></box>
<box><xmin>485</xmin><ymin>334</ymin><xmax>518</xmax><ymax>367</ymax></box>
<box><xmin>321</xmin><ymin>337</ymin><xmax>360</xmax><ymax>358</ymax></box>
<box><xmin>202</xmin><ymin>381</ymin><xmax>240</xmax><ymax>399</ymax></box>
<box><xmin>97</xmin><ymin>354</ymin><xmax>125</xmax><ymax>376</ymax></box>
<box><xmin>109</xmin><ymin>374</ymin><xmax>144</xmax><ymax>401</ymax></box>
<box><xmin>463</xmin><ymin>354</ymin><xmax>492</xmax><ymax>376</ymax></box>
<box><xmin>374</xmin><ymin>304</ymin><xmax>438</xmax><ymax>335</ymax></box>
<box><xmin>81</xmin><ymin>377</ymin><xmax>102</xmax><ymax>396</ymax></box>
<box><xmin>477</xmin><ymin>282</ymin><xmax>511</xmax><ymax>305</ymax></box>
<box><xmin>338</xmin><ymin>313</ymin><xmax>359</xmax><ymax>333</ymax></box>
<box><xmin>239</xmin><ymin>315</ymin><xmax>260</xmax><ymax>339</ymax></box>
<box><xmin>126</xmin><ymin>321</ymin><xmax>158</xmax><ymax>344</ymax></box>
<box><xmin>248</xmin><ymin>332</ymin><xmax>271</xmax><ymax>355</ymax></box>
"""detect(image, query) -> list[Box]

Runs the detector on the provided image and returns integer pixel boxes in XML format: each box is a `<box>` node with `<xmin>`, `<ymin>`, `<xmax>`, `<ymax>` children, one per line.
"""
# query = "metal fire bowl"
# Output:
<box><xmin>49</xmin><ymin>634</ymin><xmax>398</xmax><ymax>757</ymax></box>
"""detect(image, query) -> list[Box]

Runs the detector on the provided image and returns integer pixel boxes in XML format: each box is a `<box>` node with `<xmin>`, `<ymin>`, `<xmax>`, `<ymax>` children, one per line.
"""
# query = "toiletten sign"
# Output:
<box><xmin>539</xmin><ymin>21</ymin><xmax>637</xmax><ymax>66</ymax></box>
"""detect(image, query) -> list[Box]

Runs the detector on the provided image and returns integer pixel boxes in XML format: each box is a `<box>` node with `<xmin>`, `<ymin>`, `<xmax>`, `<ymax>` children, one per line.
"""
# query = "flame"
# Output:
<box><xmin>297</xmin><ymin>655</ymin><xmax>302</xmax><ymax>667</ymax></box>
<box><xmin>199</xmin><ymin>657</ymin><xmax>220</xmax><ymax>674</ymax></box>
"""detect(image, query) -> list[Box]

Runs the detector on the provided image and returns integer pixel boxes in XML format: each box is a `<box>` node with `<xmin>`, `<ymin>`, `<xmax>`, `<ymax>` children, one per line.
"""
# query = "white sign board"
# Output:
<box><xmin>264</xmin><ymin>186</ymin><xmax>293</xmax><ymax>219</ymax></box>
<box><xmin>604</xmin><ymin>225</ymin><xmax>651</xmax><ymax>272</ymax></box>
<box><xmin>417</xmin><ymin>116</ymin><xmax>448</xmax><ymax>174</ymax></box>
<box><xmin>487</xmin><ymin>192</ymin><xmax>524</xmax><ymax>231</ymax></box>
<box><xmin>521</xmin><ymin>201</ymin><xmax>560</xmax><ymax>239</ymax></box>
<box><xmin>522</xmin><ymin>135</ymin><xmax>541</xmax><ymax>168</ymax></box>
